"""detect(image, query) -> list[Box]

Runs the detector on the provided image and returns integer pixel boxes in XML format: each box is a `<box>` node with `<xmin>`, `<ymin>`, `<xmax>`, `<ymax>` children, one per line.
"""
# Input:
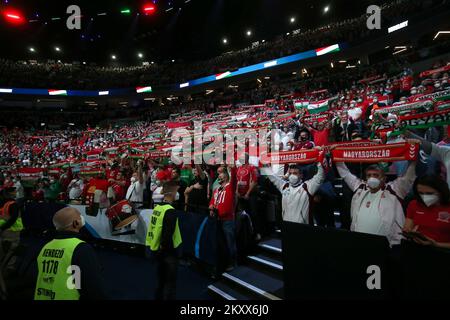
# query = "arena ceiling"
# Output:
<box><xmin>0</xmin><ymin>0</ymin><xmax>390</xmax><ymax>65</ymax></box>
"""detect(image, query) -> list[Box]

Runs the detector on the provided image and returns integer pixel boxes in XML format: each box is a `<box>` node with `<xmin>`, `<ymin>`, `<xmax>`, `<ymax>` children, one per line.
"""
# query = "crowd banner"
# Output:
<box><xmin>414</xmin><ymin>89</ymin><xmax>450</xmax><ymax>102</ymax></box>
<box><xmin>374</xmin><ymin>99</ymin><xmax>434</xmax><ymax>116</ymax></box>
<box><xmin>373</xmin><ymin>108</ymin><xmax>450</xmax><ymax>134</ymax></box>
<box><xmin>148</xmin><ymin>150</ymin><xmax>171</xmax><ymax>159</ymax></box>
<box><xmin>301</xmin><ymin>112</ymin><xmax>330</xmax><ymax>124</ymax></box>
<box><xmin>419</xmin><ymin>65</ymin><xmax>450</xmax><ymax>78</ymax></box>
<box><xmin>18</xmin><ymin>168</ymin><xmax>44</xmax><ymax>185</ymax></box>
<box><xmin>436</xmin><ymin>100</ymin><xmax>450</xmax><ymax>110</ymax></box>
<box><xmin>79</xmin><ymin>166</ymin><xmax>103</xmax><ymax>176</ymax></box>
<box><xmin>273</xmin><ymin>112</ymin><xmax>296</xmax><ymax>122</ymax></box>
<box><xmin>167</xmin><ymin>121</ymin><xmax>191</xmax><ymax>129</ymax></box>
<box><xmin>308</xmin><ymin>89</ymin><xmax>329</xmax><ymax>95</ymax></box>
<box><xmin>358</xmin><ymin>75</ymin><xmax>382</xmax><ymax>84</ymax></box>
<box><xmin>331</xmin><ymin>142</ymin><xmax>418</xmax><ymax>163</ymax></box>
<box><xmin>326</xmin><ymin>140</ymin><xmax>381</xmax><ymax>149</ymax></box>
<box><xmin>264</xmin><ymin>149</ymin><xmax>321</xmax><ymax>165</ymax></box>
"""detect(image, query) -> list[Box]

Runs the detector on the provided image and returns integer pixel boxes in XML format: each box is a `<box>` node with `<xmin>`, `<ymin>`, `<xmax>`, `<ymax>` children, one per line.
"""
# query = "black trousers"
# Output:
<box><xmin>155</xmin><ymin>251</ymin><xmax>178</xmax><ymax>300</ymax></box>
<box><xmin>238</xmin><ymin>192</ymin><xmax>261</xmax><ymax>234</ymax></box>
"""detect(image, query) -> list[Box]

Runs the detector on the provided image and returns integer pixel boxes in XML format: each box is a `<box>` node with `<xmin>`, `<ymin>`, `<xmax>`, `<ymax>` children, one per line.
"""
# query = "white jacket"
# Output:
<box><xmin>266</xmin><ymin>164</ymin><xmax>325</xmax><ymax>224</ymax></box>
<box><xmin>336</xmin><ymin>162</ymin><xmax>416</xmax><ymax>245</ymax></box>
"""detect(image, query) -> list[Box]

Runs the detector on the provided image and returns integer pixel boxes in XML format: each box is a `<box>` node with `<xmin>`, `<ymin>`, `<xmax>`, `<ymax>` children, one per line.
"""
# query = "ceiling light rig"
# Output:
<box><xmin>3</xmin><ymin>8</ymin><xmax>25</xmax><ymax>24</ymax></box>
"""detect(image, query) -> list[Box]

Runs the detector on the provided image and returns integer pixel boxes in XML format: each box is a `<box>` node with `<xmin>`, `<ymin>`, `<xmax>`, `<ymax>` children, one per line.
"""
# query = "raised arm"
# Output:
<box><xmin>390</xmin><ymin>161</ymin><xmax>416</xmax><ymax>199</ymax></box>
<box><xmin>304</xmin><ymin>163</ymin><xmax>325</xmax><ymax>195</ymax></box>
<box><xmin>335</xmin><ymin>162</ymin><xmax>363</xmax><ymax>192</ymax></box>
<box><xmin>261</xmin><ymin>167</ymin><xmax>288</xmax><ymax>192</ymax></box>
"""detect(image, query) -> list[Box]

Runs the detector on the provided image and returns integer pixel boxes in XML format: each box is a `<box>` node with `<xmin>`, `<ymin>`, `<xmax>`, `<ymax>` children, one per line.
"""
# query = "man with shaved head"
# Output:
<box><xmin>34</xmin><ymin>207</ymin><xmax>107</xmax><ymax>300</ymax></box>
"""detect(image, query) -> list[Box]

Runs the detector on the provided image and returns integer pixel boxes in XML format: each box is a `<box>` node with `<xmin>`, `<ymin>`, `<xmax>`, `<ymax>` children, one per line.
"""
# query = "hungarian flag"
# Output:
<box><xmin>48</xmin><ymin>89</ymin><xmax>67</xmax><ymax>96</ymax></box>
<box><xmin>315</xmin><ymin>44</ymin><xmax>340</xmax><ymax>56</ymax></box>
<box><xmin>215</xmin><ymin>71</ymin><xmax>232</xmax><ymax>80</ymax></box>
<box><xmin>307</xmin><ymin>99</ymin><xmax>329</xmax><ymax>114</ymax></box>
<box><xmin>136</xmin><ymin>86</ymin><xmax>152</xmax><ymax>93</ymax></box>
<box><xmin>294</xmin><ymin>100</ymin><xmax>309</xmax><ymax>109</ymax></box>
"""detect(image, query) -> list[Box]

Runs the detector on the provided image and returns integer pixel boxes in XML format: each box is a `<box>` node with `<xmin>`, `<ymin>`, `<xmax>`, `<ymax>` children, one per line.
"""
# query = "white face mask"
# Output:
<box><xmin>411</xmin><ymin>90</ymin><xmax>417</xmax><ymax>95</ymax></box>
<box><xmin>420</xmin><ymin>194</ymin><xmax>439</xmax><ymax>207</ymax></box>
<box><xmin>175</xmin><ymin>192</ymin><xmax>180</xmax><ymax>201</ymax></box>
<box><xmin>130</xmin><ymin>177</ymin><xmax>136</xmax><ymax>183</ymax></box>
<box><xmin>367</xmin><ymin>177</ymin><xmax>381</xmax><ymax>189</ymax></box>
<box><xmin>289</xmin><ymin>174</ymin><xmax>301</xmax><ymax>186</ymax></box>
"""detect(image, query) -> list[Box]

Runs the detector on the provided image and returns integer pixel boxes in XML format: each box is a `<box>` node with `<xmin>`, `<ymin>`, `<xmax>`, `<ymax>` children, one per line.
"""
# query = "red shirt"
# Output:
<box><xmin>292</xmin><ymin>141</ymin><xmax>314</xmax><ymax>150</ymax></box>
<box><xmin>236</xmin><ymin>164</ymin><xmax>258</xmax><ymax>196</ymax></box>
<box><xmin>89</xmin><ymin>178</ymin><xmax>109</xmax><ymax>193</ymax></box>
<box><xmin>112</xmin><ymin>179</ymin><xmax>126</xmax><ymax>200</ymax></box>
<box><xmin>209</xmin><ymin>167</ymin><xmax>236</xmax><ymax>221</ymax></box>
<box><xmin>407</xmin><ymin>200</ymin><xmax>450</xmax><ymax>243</ymax></box>
<box><xmin>401</xmin><ymin>76</ymin><xmax>413</xmax><ymax>91</ymax></box>
<box><xmin>311</xmin><ymin>128</ymin><xmax>330</xmax><ymax>146</ymax></box>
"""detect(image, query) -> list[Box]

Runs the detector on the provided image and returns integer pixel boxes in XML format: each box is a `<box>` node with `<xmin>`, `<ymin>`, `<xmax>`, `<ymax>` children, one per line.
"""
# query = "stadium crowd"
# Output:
<box><xmin>2</xmin><ymin>53</ymin><xmax>450</xmax><ymax>271</ymax></box>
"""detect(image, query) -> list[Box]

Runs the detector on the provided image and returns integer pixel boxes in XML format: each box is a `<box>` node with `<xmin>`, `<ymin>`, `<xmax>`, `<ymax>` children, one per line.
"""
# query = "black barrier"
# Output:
<box><xmin>282</xmin><ymin>222</ymin><xmax>450</xmax><ymax>300</ymax></box>
<box><xmin>398</xmin><ymin>240</ymin><xmax>450</xmax><ymax>299</ymax></box>
<box><xmin>282</xmin><ymin>222</ymin><xmax>391</xmax><ymax>299</ymax></box>
<box><xmin>177</xmin><ymin>211</ymin><xmax>218</xmax><ymax>268</ymax></box>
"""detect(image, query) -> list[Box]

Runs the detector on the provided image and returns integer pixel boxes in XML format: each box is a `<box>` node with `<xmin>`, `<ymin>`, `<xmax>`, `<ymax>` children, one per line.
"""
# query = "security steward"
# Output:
<box><xmin>0</xmin><ymin>187</ymin><xmax>24</xmax><ymax>272</ymax></box>
<box><xmin>34</xmin><ymin>207</ymin><xmax>107</xmax><ymax>300</ymax></box>
<box><xmin>146</xmin><ymin>181</ymin><xmax>182</xmax><ymax>300</ymax></box>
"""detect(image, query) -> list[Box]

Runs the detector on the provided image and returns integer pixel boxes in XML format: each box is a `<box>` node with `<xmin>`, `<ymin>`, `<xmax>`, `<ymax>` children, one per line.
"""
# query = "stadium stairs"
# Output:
<box><xmin>207</xmin><ymin>230</ymin><xmax>284</xmax><ymax>300</ymax></box>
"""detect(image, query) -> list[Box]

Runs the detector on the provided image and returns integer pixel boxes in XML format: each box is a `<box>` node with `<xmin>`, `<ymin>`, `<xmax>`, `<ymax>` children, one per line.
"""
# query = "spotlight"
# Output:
<box><xmin>246</xmin><ymin>30</ymin><xmax>252</xmax><ymax>37</ymax></box>
<box><xmin>112</xmin><ymin>55</ymin><xmax>117</xmax><ymax>60</ymax></box>
<box><xmin>138</xmin><ymin>52</ymin><xmax>144</xmax><ymax>58</ymax></box>
<box><xmin>222</xmin><ymin>38</ymin><xmax>228</xmax><ymax>44</ymax></box>
<box><xmin>29</xmin><ymin>47</ymin><xmax>35</xmax><ymax>52</ymax></box>
<box><xmin>324</xmin><ymin>6</ymin><xmax>330</xmax><ymax>13</ymax></box>
<box><xmin>3</xmin><ymin>9</ymin><xmax>25</xmax><ymax>24</ymax></box>
<box><xmin>290</xmin><ymin>17</ymin><xmax>296</xmax><ymax>23</ymax></box>
<box><xmin>55</xmin><ymin>47</ymin><xmax>61</xmax><ymax>52</ymax></box>
<box><xmin>143</xmin><ymin>4</ymin><xmax>156</xmax><ymax>15</ymax></box>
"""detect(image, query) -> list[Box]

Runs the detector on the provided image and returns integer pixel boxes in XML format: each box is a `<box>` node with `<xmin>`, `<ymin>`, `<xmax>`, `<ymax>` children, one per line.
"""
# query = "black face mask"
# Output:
<box><xmin>300</xmin><ymin>137</ymin><xmax>307</xmax><ymax>141</ymax></box>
